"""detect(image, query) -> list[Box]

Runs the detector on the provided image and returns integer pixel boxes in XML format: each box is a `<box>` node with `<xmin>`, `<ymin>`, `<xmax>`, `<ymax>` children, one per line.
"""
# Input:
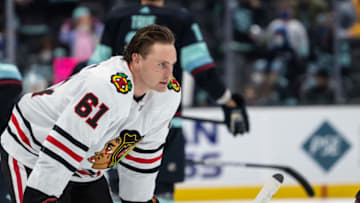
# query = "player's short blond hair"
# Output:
<box><xmin>123</xmin><ymin>24</ymin><xmax>175</xmax><ymax>62</ymax></box>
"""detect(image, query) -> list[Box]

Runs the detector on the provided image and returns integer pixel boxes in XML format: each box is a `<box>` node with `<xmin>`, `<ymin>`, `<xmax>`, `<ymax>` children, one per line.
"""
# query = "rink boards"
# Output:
<box><xmin>176</xmin><ymin>106</ymin><xmax>360</xmax><ymax>201</ymax></box>
<box><xmin>177</xmin><ymin>199</ymin><xmax>353</xmax><ymax>203</ymax></box>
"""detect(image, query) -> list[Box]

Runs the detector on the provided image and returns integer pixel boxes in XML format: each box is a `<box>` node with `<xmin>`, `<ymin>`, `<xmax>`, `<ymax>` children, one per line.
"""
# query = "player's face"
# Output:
<box><xmin>139</xmin><ymin>43</ymin><xmax>177</xmax><ymax>92</ymax></box>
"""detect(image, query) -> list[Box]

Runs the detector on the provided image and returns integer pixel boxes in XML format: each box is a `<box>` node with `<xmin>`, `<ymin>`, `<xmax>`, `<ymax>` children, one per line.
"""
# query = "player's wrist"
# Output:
<box><xmin>216</xmin><ymin>89</ymin><xmax>232</xmax><ymax>105</ymax></box>
<box><xmin>224</xmin><ymin>99</ymin><xmax>237</xmax><ymax>108</ymax></box>
<box><xmin>222</xmin><ymin>93</ymin><xmax>250</xmax><ymax>135</ymax></box>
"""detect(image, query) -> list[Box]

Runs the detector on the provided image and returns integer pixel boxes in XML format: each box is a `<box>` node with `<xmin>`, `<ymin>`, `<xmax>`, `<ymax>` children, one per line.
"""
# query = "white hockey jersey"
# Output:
<box><xmin>1</xmin><ymin>56</ymin><xmax>181</xmax><ymax>202</ymax></box>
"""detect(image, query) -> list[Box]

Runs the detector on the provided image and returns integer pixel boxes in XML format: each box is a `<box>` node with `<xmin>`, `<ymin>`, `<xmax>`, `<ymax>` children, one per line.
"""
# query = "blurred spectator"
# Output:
<box><xmin>37</xmin><ymin>35</ymin><xmax>55</xmax><ymax>65</ymax></box>
<box><xmin>307</xmin><ymin>11</ymin><xmax>352</xmax><ymax>101</ymax></box>
<box><xmin>348</xmin><ymin>0</ymin><xmax>360</xmax><ymax>38</ymax></box>
<box><xmin>24</xmin><ymin>34</ymin><xmax>56</xmax><ymax>67</ymax></box>
<box><xmin>246</xmin><ymin>63</ymin><xmax>289</xmax><ymax>105</ymax></box>
<box><xmin>22</xmin><ymin>66</ymin><xmax>49</xmax><ymax>93</ymax></box>
<box><xmin>295</xmin><ymin>0</ymin><xmax>329</xmax><ymax>31</ymax></box>
<box><xmin>301</xmin><ymin>68</ymin><xmax>335</xmax><ymax>104</ymax></box>
<box><xmin>16</xmin><ymin>0</ymin><xmax>49</xmax><ymax>36</ymax></box>
<box><xmin>308</xmin><ymin>13</ymin><xmax>338</xmax><ymax>72</ymax></box>
<box><xmin>267</xmin><ymin>10</ymin><xmax>309</xmax><ymax>61</ymax></box>
<box><xmin>59</xmin><ymin>6</ymin><xmax>103</xmax><ymax>62</ymax></box>
<box><xmin>20</xmin><ymin>34</ymin><xmax>56</xmax><ymax>86</ymax></box>
<box><xmin>250</xmin><ymin>8</ymin><xmax>309</xmax><ymax>105</ymax></box>
<box><xmin>4</xmin><ymin>0</ymin><xmax>360</xmax><ymax>106</ymax></box>
<box><xmin>231</xmin><ymin>0</ymin><xmax>268</xmax><ymax>90</ymax></box>
<box><xmin>232</xmin><ymin>0</ymin><xmax>267</xmax><ymax>53</ymax></box>
<box><xmin>337</xmin><ymin>0</ymin><xmax>356</xmax><ymax>33</ymax></box>
<box><xmin>15</xmin><ymin>0</ymin><xmax>55</xmax><ymax>73</ymax></box>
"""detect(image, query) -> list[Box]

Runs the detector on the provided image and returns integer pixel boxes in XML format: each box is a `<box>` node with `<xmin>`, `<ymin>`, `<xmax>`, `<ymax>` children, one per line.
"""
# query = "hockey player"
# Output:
<box><xmin>0</xmin><ymin>63</ymin><xmax>22</xmax><ymax>203</ymax></box>
<box><xmin>0</xmin><ymin>63</ymin><xmax>22</xmax><ymax>134</ymax></box>
<box><xmin>0</xmin><ymin>24</ymin><xmax>180</xmax><ymax>203</ymax></box>
<box><xmin>89</xmin><ymin>0</ymin><xmax>250</xmax><ymax>200</ymax></box>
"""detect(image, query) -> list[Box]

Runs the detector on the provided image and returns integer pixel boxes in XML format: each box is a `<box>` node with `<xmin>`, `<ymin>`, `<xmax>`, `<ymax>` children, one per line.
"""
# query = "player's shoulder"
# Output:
<box><xmin>166</xmin><ymin>77</ymin><xmax>181</xmax><ymax>96</ymax></box>
<box><xmin>105</xmin><ymin>5</ymin><xmax>193</xmax><ymax>25</ymax></box>
<box><xmin>79</xmin><ymin>57</ymin><xmax>134</xmax><ymax>102</ymax></box>
<box><xmin>107</xmin><ymin>5</ymin><xmax>141</xmax><ymax>20</ymax></box>
<box><xmin>0</xmin><ymin>63</ymin><xmax>22</xmax><ymax>81</ymax></box>
<box><xmin>96</xmin><ymin>57</ymin><xmax>132</xmax><ymax>91</ymax></box>
<box><xmin>73</xmin><ymin>57</ymin><xmax>133</xmax><ymax>120</ymax></box>
<box><xmin>150</xmin><ymin>77</ymin><xmax>181</xmax><ymax>111</ymax></box>
<box><xmin>155</xmin><ymin>6</ymin><xmax>193</xmax><ymax>22</ymax></box>
<box><xmin>156</xmin><ymin>6</ymin><xmax>190</xmax><ymax>16</ymax></box>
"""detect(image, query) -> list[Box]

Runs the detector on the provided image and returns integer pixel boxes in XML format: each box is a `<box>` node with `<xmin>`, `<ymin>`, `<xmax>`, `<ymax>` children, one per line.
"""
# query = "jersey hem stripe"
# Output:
<box><xmin>12</xmin><ymin>158</ymin><xmax>24</xmax><ymax>203</ymax></box>
<box><xmin>73</xmin><ymin>173</ymin><xmax>81</xmax><ymax>177</ymax></box>
<box><xmin>42</xmin><ymin>198</ymin><xmax>57</xmax><ymax>203</ymax></box>
<box><xmin>53</xmin><ymin>125</ymin><xmax>89</xmax><ymax>151</ymax></box>
<box><xmin>41</xmin><ymin>147</ymin><xmax>76</xmax><ymax>172</ymax></box>
<box><xmin>133</xmin><ymin>144</ymin><xmax>164</xmax><ymax>153</ymax></box>
<box><xmin>7</xmin><ymin>126</ymin><xmax>38</xmax><ymax>156</ymax></box>
<box><xmin>77</xmin><ymin>170</ymin><xmax>92</xmax><ymax>175</ymax></box>
<box><xmin>119</xmin><ymin>161</ymin><xmax>160</xmax><ymax>173</ymax></box>
<box><xmin>75</xmin><ymin>169</ymin><xmax>101</xmax><ymax>177</ymax></box>
<box><xmin>125</xmin><ymin>153</ymin><xmax>162</xmax><ymax>164</ymax></box>
<box><xmin>11</xmin><ymin>114</ymin><xmax>31</xmax><ymax>147</ymax></box>
<box><xmin>15</xmin><ymin>104</ymin><xmax>42</xmax><ymax>147</ymax></box>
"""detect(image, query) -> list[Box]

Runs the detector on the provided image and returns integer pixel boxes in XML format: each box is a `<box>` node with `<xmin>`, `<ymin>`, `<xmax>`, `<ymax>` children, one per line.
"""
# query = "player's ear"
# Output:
<box><xmin>131</xmin><ymin>53</ymin><xmax>141</xmax><ymax>66</ymax></box>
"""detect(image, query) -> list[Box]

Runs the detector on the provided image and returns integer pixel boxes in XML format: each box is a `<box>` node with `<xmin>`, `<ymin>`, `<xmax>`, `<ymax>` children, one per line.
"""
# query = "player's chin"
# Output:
<box><xmin>155</xmin><ymin>84</ymin><xmax>168</xmax><ymax>92</ymax></box>
<box><xmin>154</xmin><ymin>86</ymin><xmax>167</xmax><ymax>92</ymax></box>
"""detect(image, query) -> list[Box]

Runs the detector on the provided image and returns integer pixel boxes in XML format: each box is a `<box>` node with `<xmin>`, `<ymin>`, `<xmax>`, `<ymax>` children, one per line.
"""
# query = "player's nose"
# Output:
<box><xmin>164</xmin><ymin>65</ymin><xmax>173</xmax><ymax>79</ymax></box>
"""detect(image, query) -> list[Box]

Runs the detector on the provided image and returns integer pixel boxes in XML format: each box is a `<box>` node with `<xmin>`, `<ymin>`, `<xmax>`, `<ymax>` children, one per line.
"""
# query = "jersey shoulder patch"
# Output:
<box><xmin>110</xmin><ymin>72</ymin><xmax>133</xmax><ymax>94</ymax></box>
<box><xmin>167</xmin><ymin>77</ymin><xmax>181</xmax><ymax>93</ymax></box>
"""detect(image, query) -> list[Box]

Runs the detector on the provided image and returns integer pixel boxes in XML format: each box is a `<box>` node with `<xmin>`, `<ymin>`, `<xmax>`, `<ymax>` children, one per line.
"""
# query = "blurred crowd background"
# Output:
<box><xmin>1</xmin><ymin>0</ymin><xmax>360</xmax><ymax>106</ymax></box>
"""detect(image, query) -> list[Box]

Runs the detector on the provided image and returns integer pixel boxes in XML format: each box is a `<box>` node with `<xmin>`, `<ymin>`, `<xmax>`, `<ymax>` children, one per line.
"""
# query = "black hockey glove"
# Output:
<box><xmin>355</xmin><ymin>189</ymin><xmax>360</xmax><ymax>203</ymax></box>
<box><xmin>23</xmin><ymin>187</ymin><xmax>57</xmax><ymax>203</ymax></box>
<box><xmin>222</xmin><ymin>94</ymin><xmax>250</xmax><ymax>136</ymax></box>
<box><xmin>121</xmin><ymin>195</ymin><xmax>159</xmax><ymax>203</ymax></box>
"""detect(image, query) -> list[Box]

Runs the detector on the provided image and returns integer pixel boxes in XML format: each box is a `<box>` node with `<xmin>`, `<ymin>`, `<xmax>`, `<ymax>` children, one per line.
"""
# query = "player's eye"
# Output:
<box><xmin>158</xmin><ymin>63</ymin><xmax>166</xmax><ymax>68</ymax></box>
<box><xmin>155</xmin><ymin>62</ymin><xmax>172</xmax><ymax>72</ymax></box>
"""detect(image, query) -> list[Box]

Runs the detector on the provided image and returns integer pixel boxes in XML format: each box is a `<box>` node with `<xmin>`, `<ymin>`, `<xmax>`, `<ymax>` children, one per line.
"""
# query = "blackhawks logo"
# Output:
<box><xmin>168</xmin><ymin>78</ymin><xmax>180</xmax><ymax>92</ymax></box>
<box><xmin>88</xmin><ymin>130</ymin><xmax>142</xmax><ymax>169</ymax></box>
<box><xmin>111</xmin><ymin>72</ymin><xmax>132</xmax><ymax>94</ymax></box>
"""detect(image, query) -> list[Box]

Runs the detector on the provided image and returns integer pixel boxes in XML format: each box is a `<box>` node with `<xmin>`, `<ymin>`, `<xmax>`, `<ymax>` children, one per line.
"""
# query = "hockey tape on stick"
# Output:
<box><xmin>187</xmin><ymin>159</ymin><xmax>314</xmax><ymax>197</ymax></box>
<box><xmin>253</xmin><ymin>173</ymin><xmax>283</xmax><ymax>203</ymax></box>
<box><xmin>180</xmin><ymin>115</ymin><xmax>224</xmax><ymax>124</ymax></box>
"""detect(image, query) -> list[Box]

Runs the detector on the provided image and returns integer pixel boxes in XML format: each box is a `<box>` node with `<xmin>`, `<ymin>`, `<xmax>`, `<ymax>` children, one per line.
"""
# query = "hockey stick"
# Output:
<box><xmin>180</xmin><ymin>115</ymin><xmax>224</xmax><ymax>124</ymax></box>
<box><xmin>253</xmin><ymin>173</ymin><xmax>283</xmax><ymax>203</ymax></box>
<box><xmin>187</xmin><ymin>159</ymin><xmax>315</xmax><ymax>197</ymax></box>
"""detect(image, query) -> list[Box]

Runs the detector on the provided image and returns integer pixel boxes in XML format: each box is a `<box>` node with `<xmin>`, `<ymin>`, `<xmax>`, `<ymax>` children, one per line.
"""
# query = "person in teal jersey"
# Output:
<box><xmin>0</xmin><ymin>63</ymin><xmax>22</xmax><ymax>203</ymax></box>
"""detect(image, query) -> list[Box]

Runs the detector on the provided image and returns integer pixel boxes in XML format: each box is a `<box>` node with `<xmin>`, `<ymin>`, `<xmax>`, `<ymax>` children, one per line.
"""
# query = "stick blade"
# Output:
<box><xmin>253</xmin><ymin>173</ymin><xmax>284</xmax><ymax>203</ymax></box>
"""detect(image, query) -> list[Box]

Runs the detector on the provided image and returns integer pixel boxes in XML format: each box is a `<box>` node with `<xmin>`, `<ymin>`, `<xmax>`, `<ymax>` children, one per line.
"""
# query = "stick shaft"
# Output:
<box><xmin>180</xmin><ymin>115</ymin><xmax>224</xmax><ymax>124</ymax></box>
<box><xmin>181</xmin><ymin>116</ymin><xmax>315</xmax><ymax>197</ymax></box>
<box><xmin>187</xmin><ymin>159</ymin><xmax>314</xmax><ymax>197</ymax></box>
